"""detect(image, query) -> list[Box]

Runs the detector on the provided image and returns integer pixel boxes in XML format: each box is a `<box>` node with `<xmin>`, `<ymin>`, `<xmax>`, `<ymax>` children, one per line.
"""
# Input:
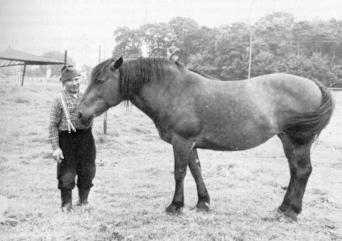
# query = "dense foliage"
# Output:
<box><xmin>112</xmin><ymin>13</ymin><xmax>342</xmax><ymax>86</ymax></box>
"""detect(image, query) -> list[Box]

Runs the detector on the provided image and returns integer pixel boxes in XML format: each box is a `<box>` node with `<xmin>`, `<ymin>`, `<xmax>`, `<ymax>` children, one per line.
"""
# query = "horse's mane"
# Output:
<box><xmin>91</xmin><ymin>58</ymin><xmax>115</xmax><ymax>84</ymax></box>
<box><xmin>119</xmin><ymin>57</ymin><xmax>181</xmax><ymax>100</ymax></box>
<box><xmin>91</xmin><ymin>57</ymin><xmax>216</xmax><ymax>100</ymax></box>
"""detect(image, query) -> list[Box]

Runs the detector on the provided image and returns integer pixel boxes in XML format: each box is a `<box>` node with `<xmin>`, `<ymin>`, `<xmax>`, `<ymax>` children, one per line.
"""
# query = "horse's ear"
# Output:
<box><xmin>113</xmin><ymin>57</ymin><xmax>123</xmax><ymax>70</ymax></box>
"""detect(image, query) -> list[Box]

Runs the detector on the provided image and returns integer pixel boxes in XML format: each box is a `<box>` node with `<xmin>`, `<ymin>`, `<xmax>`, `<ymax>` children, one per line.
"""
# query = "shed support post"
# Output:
<box><xmin>64</xmin><ymin>50</ymin><xmax>68</xmax><ymax>65</ymax></box>
<box><xmin>21</xmin><ymin>64</ymin><xmax>26</xmax><ymax>86</ymax></box>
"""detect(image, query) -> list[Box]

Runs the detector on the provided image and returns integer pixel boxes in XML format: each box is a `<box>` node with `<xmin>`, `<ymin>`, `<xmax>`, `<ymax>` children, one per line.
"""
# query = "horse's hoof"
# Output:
<box><xmin>278</xmin><ymin>207</ymin><xmax>298</xmax><ymax>221</ymax></box>
<box><xmin>61</xmin><ymin>203</ymin><xmax>73</xmax><ymax>213</ymax></box>
<box><xmin>283</xmin><ymin>210</ymin><xmax>298</xmax><ymax>221</ymax></box>
<box><xmin>165</xmin><ymin>203</ymin><xmax>183</xmax><ymax>214</ymax></box>
<box><xmin>196</xmin><ymin>201</ymin><xmax>210</xmax><ymax>212</ymax></box>
<box><xmin>75</xmin><ymin>201</ymin><xmax>88</xmax><ymax>207</ymax></box>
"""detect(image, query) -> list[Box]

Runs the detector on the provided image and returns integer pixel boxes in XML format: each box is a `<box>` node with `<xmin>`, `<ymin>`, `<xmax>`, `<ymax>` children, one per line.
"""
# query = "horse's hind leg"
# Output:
<box><xmin>188</xmin><ymin>148</ymin><xmax>210</xmax><ymax>211</ymax></box>
<box><xmin>278</xmin><ymin>133</ymin><xmax>313</xmax><ymax>220</ymax></box>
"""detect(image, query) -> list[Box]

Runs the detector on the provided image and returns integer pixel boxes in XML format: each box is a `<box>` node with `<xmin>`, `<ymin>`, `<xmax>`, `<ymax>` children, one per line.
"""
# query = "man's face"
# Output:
<box><xmin>64</xmin><ymin>77</ymin><xmax>80</xmax><ymax>93</ymax></box>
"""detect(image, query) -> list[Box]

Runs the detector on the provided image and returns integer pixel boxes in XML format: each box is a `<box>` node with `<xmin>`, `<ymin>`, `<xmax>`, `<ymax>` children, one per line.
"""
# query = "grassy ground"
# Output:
<box><xmin>0</xmin><ymin>78</ymin><xmax>341</xmax><ymax>240</ymax></box>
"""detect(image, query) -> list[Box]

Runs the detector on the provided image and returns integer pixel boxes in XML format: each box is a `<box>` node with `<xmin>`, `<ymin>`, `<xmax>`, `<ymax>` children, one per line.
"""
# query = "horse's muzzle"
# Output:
<box><xmin>78</xmin><ymin>111</ymin><xmax>93</xmax><ymax>127</ymax></box>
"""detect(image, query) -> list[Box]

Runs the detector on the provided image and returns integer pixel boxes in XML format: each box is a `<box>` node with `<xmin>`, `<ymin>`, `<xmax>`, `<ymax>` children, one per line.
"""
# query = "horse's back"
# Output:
<box><xmin>184</xmin><ymin>76</ymin><xmax>277</xmax><ymax>150</ymax></box>
<box><xmin>180</xmin><ymin>72</ymin><xmax>325</xmax><ymax>150</ymax></box>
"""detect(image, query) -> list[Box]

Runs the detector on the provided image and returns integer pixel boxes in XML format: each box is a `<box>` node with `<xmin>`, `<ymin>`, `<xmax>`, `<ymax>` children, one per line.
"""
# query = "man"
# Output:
<box><xmin>48</xmin><ymin>65</ymin><xmax>96</xmax><ymax>212</ymax></box>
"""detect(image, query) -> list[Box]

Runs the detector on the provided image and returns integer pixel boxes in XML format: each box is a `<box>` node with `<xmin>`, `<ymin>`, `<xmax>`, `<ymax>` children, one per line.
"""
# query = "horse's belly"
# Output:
<box><xmin>196</xmin><ymin>127</ymin><xmax>277</xmax><ymax>151</ymax></box>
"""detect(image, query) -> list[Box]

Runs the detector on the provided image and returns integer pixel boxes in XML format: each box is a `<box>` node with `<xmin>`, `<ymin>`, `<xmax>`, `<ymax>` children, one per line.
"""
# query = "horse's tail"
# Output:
<box><xmin>282</xmin><ymin>81</ymin><xmax>335</xmax><ymax>145</ymax></box>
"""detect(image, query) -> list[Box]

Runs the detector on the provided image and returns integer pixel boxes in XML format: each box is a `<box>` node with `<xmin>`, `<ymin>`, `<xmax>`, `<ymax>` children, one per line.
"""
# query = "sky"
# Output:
<box><xmin>0</xmin><ymin>0</ymin><xmax>341</xmax><ymax>67</ymax></box>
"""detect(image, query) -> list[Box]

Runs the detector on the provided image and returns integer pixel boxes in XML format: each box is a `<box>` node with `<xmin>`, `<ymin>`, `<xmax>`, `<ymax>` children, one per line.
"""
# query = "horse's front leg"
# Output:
<box><xmin>188</xmin><ymin>148</ymin><xmax>210</xmax><ymax>211</ymax></box>
<box><xmin>165</xmin><ymin>135</ymin><xmax>192</xmax><ymax>214</ymax></box>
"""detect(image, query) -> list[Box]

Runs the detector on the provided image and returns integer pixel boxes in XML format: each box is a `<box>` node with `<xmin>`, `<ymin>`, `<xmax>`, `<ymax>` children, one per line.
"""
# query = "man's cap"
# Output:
<box><xmin>60</xmin><ymin>65</ymin><xmax>80</xmax><ymax>82</ymax></box>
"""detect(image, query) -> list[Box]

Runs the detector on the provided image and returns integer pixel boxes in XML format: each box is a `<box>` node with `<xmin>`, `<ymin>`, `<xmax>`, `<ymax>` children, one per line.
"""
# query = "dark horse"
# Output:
<box><xmin>78</xmin><ymin>57</ymin><xmax>334</xmax><ymax>219</ymax></box>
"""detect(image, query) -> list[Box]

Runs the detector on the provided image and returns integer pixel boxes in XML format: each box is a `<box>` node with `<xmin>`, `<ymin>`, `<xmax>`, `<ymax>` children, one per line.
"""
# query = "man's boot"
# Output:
<box><xmin>76</xmin><ymin>188</ymin><xmax>90</xmax><ymax>206</ymax></box>
<box><xmin>61</xmin><ymin>188</ymin><xmax>73</xmax><ymax>212</ymax></box>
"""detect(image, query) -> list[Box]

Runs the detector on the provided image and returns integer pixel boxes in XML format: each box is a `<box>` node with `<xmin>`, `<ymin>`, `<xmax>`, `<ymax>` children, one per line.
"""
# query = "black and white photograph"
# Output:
<box><xmin>0</xmin><ymin>0</ymin><xmax>341</xmax><ymax>240</ymax></box>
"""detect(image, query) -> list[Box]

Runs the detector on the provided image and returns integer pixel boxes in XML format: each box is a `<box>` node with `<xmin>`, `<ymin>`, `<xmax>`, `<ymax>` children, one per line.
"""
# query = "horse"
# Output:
<box><xmin>77</xmin><ymin>57</ymin><xmax>334</xmax><ymax>220</ymax></box>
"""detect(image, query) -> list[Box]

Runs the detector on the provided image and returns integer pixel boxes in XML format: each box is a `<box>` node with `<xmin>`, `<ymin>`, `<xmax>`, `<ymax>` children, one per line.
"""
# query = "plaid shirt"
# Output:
<box><xmin>48</xmin><ymin>90</ymin><xmax>90</xmax><ymax>150</ymax></box>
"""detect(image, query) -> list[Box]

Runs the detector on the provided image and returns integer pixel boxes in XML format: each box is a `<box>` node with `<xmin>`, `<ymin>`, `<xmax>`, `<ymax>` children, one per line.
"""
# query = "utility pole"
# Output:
<box><xmin>248</xmin><ymin>28</ymin><xmax>253</xmax><ymax>79</ymax></box>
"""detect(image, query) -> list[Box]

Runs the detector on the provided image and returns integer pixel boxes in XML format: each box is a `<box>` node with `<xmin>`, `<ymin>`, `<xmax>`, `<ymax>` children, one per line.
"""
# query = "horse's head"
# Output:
<box><xmin>78</xmin><ymin>57</ymin><xmax>123</xmax><ymax>126</ymax></box>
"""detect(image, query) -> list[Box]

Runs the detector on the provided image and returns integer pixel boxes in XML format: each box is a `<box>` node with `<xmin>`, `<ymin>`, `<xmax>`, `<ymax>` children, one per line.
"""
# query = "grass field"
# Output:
<box><xmin>0</xmin><ymin>78</ymin><xmax>341</xmax><ymax>241</ymax></box>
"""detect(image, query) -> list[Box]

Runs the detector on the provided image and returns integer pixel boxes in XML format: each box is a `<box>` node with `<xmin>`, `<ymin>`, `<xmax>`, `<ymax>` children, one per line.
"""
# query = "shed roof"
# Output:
<box><xmin>0</xmin><ymin>47</ymin><xmax>64</xmax><ymax>66</ymax></box>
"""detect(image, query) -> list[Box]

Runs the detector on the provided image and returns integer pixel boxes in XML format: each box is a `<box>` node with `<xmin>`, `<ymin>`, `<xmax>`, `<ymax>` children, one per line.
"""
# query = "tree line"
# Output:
<box><xmin>112</xmin><ymin>12</ymin><xmax>342</xmax><ymax>86</ymax></box>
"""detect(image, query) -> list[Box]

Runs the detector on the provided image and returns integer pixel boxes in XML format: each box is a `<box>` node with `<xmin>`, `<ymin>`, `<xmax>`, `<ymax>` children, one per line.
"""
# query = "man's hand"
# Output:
<box><xmin>52</xmin><ymin>148</ymin><xmax>64</xmax><ymax>164</ymax></box>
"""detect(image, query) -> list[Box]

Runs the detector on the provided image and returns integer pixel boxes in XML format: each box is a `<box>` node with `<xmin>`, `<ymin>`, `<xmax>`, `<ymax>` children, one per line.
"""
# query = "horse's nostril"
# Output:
<box><xmin>78</xmin><ymin>112</ymin><xmax>82</xmax><ymax>119</ymax></box>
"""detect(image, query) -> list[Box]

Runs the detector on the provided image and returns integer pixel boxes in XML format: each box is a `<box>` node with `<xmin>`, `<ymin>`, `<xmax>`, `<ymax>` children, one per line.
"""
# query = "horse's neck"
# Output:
<box><xmin>127</xmin><ymin>65</ymin><xmax>182</xmax><ymax>121</ymax></box>
<box><xmin>130</xmin><ymin>94</ymin><xmax>158</xmax><ymax>122</ymax></box>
